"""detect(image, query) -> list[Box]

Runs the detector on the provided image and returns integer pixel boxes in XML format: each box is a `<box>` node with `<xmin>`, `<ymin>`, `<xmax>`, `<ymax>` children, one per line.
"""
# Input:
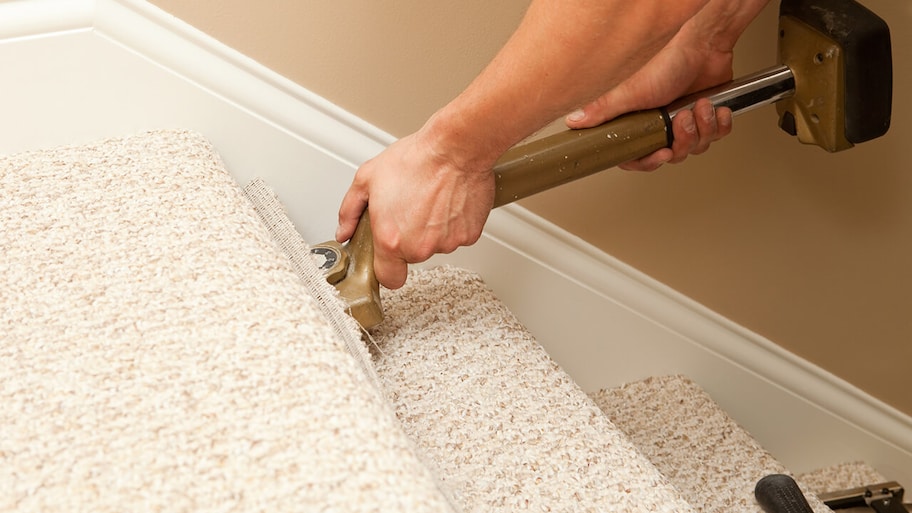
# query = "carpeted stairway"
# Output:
<box><xmin>1</xmin><ymin>129</ymin><xmax>895</xmax><ymax>512</ymax></box>
<box><xmin>362</xmin><ymin>269</ymin><xmax>883</xmax><ymax>513</ymax></box>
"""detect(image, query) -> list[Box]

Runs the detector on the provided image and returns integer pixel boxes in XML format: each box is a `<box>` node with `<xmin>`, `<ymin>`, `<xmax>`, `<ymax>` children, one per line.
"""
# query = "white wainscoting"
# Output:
<box><xmin>2</xmin><ymin>0</ymin><xmax>909</xmax><ymax>483</ymax></box>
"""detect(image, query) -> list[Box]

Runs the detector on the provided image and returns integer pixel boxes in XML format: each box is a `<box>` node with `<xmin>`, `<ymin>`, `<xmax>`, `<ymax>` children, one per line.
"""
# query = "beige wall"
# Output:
<box><xmin>149</xmin><ymin>0</ymin><xmax>912</xmax><ymax>416</ymax></box>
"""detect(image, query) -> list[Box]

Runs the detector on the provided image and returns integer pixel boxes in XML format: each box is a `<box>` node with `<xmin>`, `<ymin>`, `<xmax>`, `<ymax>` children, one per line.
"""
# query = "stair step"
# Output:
<box><xmin>797</xmin><ymin>461</ymin><xmax>887</xmax><ymax>495</ymax></box>
<box><xmin>591</xmin><ymin>375</ymin><xmax>832</xmax><ymax>513</ymax></box>
<box><xmin>244</xmin><ymin>178</ymin><xmax>893</xmax><ymax>512</ymax></box>
<box><xmin>371</xmin><ymin>267</ymin><xmax>696</xmax><ymax>513</ymax></box>
<box><xmin>1</xmin><ymin>130</ymin><xmax>456</xmax><ymax>512</ymax></box>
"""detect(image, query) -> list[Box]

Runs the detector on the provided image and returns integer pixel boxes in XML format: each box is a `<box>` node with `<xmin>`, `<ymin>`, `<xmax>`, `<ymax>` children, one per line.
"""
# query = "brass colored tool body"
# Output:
<box><xmin>312</xmin><ymin>212</ymin><xmax>383</xmax><ymax>329</ymax></box>
<box><xmin>493</xmin><ymin>111</ymin><xmax>671</xmax><ymax>208</ymax></box>
<box><xmin>820</xmin><ymin>481</ymin><xmax>910</xmax><ymax>513</ymax></box>
<box><xmin>776</xmin><ymin>0</ymin><xmax>892</xmax><ymax>151</ymax></box>
<box><xmin>493</xmin><ymin>62</ymin><xmax>799</xmax><ymax>206</ymax></box>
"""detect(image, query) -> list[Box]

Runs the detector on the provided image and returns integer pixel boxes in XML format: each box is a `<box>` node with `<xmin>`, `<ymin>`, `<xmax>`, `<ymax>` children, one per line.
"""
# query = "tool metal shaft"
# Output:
<box><xmin>667</xmin><ymin>65</ymin><xmax>795</xmax><ymax>119</ymax></box>
<box><xmin>492</xmin><ymin>65</ymin><xmax>795</xmax><ymax>208</ymax></box>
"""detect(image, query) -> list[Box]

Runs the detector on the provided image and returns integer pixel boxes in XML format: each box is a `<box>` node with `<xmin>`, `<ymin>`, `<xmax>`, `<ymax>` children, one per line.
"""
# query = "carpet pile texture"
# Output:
<box><xmin>371</xmin><ymin>267</ymin><xmax>694</xmax><ymax>513</ymax></box>
<box><xmin>591</xmin><ymin>376</ymin><xmax>833</xmax><ymax>513</ymax></box>
<box><xmin>1</xmin><ymin>130</ymin><xmax>453</xmax><ymax>512</ymax></box>
<box><xmin>2</xmin><ymin>129</ymin><xmax>894</xmax><ymax>512</ymax></box>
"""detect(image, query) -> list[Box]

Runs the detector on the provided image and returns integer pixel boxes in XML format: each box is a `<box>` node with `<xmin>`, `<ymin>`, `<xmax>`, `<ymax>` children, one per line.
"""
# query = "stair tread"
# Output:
<box><xmin>797</xmin><ymin>461</ymin><xmax>888</xmax><ymax>495</ymax></box>
<box><xmin>591</xmin><ymin>375</ymin><xmax>832</xmax><ymax>513</ymax></box>
<box><xmin>1</xmin><ymin>130</ymin><xmax>456</xmax><ymax>512</ymax></box>
<box><xmin>246</xmin><ymin>177</ymin><xmax>892</xmax><ymax>513</ymax></box>
<box><xmin>371</xmin><ymin>267</ymin><xmax>695</xmax><ymax>513</ymax></box>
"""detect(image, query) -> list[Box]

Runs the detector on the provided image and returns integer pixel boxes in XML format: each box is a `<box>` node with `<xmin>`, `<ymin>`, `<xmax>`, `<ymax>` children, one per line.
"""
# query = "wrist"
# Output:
<box><xmin>688</xmin><ymin>0</ymin><xmax>771</xmax><ymax>53</ymax></box>
<box><xmin>419</xmin><ymin>104</ymin><xmax>512</xmax><ymax>176</ymax></box>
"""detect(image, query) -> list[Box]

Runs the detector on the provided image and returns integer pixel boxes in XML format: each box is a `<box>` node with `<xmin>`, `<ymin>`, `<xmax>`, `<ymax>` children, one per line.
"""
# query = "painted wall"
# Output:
<box><xmin>148</xmin><ymin>0</ymin><xmax>912</xmax><ymax>417</ymax></box>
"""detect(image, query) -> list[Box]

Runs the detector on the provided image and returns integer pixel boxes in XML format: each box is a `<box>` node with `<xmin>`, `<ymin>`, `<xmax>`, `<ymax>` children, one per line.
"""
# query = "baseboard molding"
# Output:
<box><xmin>2</xmin><ymin>0</ymin><xmax>910</xmax><ymax>482</ymax></box>
<box><xmin>462</xmin><ymin>205</ymin><xmax>912</xmax><ymax>478</ymax></box>
<box><xmin>94</xmin><ymin>0</ymin><xmax>394</xmax><ymax>169</ymax></box>
<box><xmin>0</xmin><ymin>0</ymin><xmax>94</xmax><ymax>40</ymax></box>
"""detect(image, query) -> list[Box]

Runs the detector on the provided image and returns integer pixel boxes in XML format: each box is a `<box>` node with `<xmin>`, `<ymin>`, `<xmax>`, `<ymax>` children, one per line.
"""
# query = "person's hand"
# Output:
<box><xmin>619</xmin><ymin>98</ymin><xmax>733</xmax><ymax>172</ymax></box>
<box><xmin>565</xmin><ymin>9</ymin><xmax>737</xmax><ymax>171</ymax></box>
<box><xmin>335</xmin><ymin>129</ymin><xmax>495</xmax><ymax>290</ymax></box>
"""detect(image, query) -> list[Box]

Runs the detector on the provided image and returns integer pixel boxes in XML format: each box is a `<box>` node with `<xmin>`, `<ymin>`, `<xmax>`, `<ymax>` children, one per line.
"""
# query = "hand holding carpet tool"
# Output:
<box><xmin>314</xmin><ymin>0</ymin><xmax>892</xmax><ymax>329</ymax></box>
<box><xmin>755</xmin><ymin>474</ymin><xmax>815</xmax><ymax>513</ymax></box>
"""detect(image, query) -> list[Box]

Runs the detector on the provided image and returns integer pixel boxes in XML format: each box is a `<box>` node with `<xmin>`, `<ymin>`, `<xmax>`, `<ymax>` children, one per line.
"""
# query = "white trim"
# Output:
<box><xmin>431</xmin><ymin>204</ymin><xmax>912</xmax><ymax>478</ymax></box>
<box><xmin>91</xmin><ymin>0</ymin><xmax>394</xmax><ymax>168</ymax></box>
<box><xmin>2</xmin><ymin>0</ymin><xmax>910</xmax><ymax>482</ymax></box>
<box><xmin>488</xmin><ymin>204</ymin><xmax>912</xmax><ymax>451</ymax></box>
<box><xmin>0</xmin><ymin>0</ymin><xmax>94</xmax><ymax>41</ymax></box>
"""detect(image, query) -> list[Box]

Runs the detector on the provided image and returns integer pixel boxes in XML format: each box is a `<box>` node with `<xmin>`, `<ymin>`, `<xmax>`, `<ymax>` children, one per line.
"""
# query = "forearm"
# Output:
<box><xmin>647</xmin><ymin>0</ymin><xmax>771</xmax><ymax>93</ymax></box>
<box><xmin>421</xmin><ymin>0</ymin><xmax>711</xmax><ymax>172</ymax></box>
<box><xmin>689</xmin><ymin>0</ymin><xmax>772</xmax><ymax>51</ymax></box>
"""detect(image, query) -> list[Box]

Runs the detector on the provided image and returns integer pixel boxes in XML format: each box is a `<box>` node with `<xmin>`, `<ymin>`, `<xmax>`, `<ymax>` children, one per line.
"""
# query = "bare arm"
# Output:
<box><xmin>337</xmin><ymin>0</ymin><xmax>720</xmax><ymax>289</ymax></box>
<box><xmin>567</xmin><ymin>0</ymin><xmax>773</xmax><ymax>170</ymax></box>
<box><xmin>422</xmin><ymin>0</ymin><xmax>714</xmax><ymax>172</ymax></box>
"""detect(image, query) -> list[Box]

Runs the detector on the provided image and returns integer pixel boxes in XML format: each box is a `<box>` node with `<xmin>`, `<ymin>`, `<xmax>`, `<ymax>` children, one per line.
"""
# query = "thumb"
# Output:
<box><xmin>565</xmin><ymin>102</ymin><xmax>610</xmax><ymax>130</ymax></box>
<box><xmin>373</xmin><ymin>250</ymin><xmax>408</xmax><ymax>290</ymax></box>
<box><xmin>564</xmin><ymin>90</ymin><xmax>630</xmax><ymax>130</ymax></box>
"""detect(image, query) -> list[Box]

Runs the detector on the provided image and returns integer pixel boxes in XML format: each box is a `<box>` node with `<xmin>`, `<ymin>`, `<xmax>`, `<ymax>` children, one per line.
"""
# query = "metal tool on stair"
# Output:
<box><xmin>755</xmin><ymin>474</ymin><xmax>911</xmax><ymax>513</ymax></box>
<box><xmin>820</xmin><ymin>480</ymin><xmax>911</xmax><ymax>513</ymax></box>
<box><xmin>312</xmin><ymin>0</ymin><xmax>892</xmax><ymax>330</ymax></box>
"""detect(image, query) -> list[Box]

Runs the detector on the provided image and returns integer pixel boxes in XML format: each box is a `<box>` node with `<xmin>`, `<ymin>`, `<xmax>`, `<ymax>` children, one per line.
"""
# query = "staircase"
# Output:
<box><xmin>1</xmin><ymin>128</ymin><xmax>894</xmax><ymax>512</ymax></box>
<box><xmin>365</xmin><ymin>265</ymin><xmax>886</xmax><ymax>513</ymax></box>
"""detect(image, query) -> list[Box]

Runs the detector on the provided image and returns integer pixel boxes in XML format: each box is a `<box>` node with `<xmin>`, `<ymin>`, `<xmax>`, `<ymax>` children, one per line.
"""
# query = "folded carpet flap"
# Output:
<box><xmin>1</xmin><ymin>129</ymin><xmax>455</xmax><ymax>512</ymax></box>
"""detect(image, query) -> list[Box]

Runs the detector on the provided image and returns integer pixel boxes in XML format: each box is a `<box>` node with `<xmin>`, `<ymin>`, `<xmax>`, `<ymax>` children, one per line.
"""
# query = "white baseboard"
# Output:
<box><xmin>432</xmin><ymin>207</ymin><xmax>912</xmax><ymax>480</ymax></box>
<box><xmin>2</xmin><ymin>0</ymin><xmax>910</xmax><ymax>483</ymax></box>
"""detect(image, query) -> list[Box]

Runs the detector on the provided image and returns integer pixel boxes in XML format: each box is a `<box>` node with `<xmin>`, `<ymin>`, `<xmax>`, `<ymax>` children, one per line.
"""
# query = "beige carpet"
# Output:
<box><xmin>3</xmin><ymin>129</ymin><xmax>894</xmax><ymax>512</ymax></box>
<box><xmin>797</xmin><ymin>461</ymin><xmax>887</xmax><ymax>495</ymax></box>
<box><xmin>371</xmin><ymin>267</ymin><xmax>696</xmax><ymax>513</ymax></box>
<box><xmin>245</xmin><ymin>179</ymin><xmax>895</xmax><ymax>513</ymax></box>
<box><xmin>591</xmin><ymin>376</ymin><xmax>889</xmax><ymax>513</ymax></box>
<box><xmin>0</xmin><ymin>130</ymin><xmax>454</xmax><ymax>512</ymax></box>
<box><xmin>243</xmin><ymin>181</ymin><xmax>702</xmax><ymax>512</ymax></box>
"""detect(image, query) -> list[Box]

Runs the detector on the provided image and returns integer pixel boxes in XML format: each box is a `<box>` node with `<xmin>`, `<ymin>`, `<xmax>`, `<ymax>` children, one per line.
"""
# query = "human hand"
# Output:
<box><xmin>624</xmin><ymin>99</ymin><xmax>733</xmax><ymax>172</ymax></box>
<box><xmin>335</xmin><ymin>130</ymin><xmax>495</xmax><ymax>290</ymax></box>
<box><xmin>565</xmin><ymin>7</ymin><xmax>738</xmax><ymax>171</ymax></box>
